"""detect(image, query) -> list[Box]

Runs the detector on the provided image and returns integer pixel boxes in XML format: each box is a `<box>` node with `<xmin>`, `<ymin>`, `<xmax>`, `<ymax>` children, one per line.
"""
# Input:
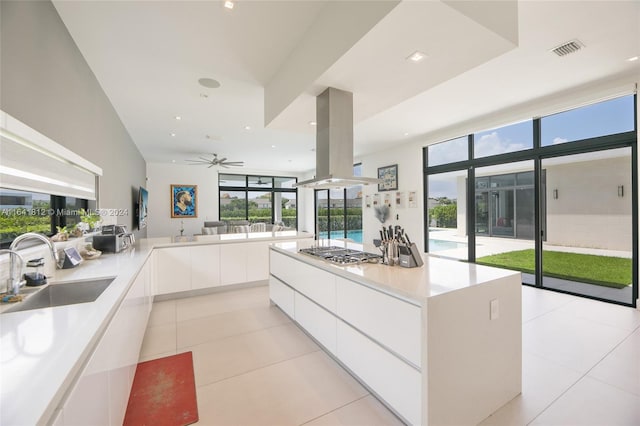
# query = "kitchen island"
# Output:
<box><xmin>269</xmin><ymin>240</ymin><xmax>522</xmax><ymax>426</ymax></box>
<box><xmin>0</xmin><ymin>230</ymin><xmax>312</xmax><ymax>426</ymax></box>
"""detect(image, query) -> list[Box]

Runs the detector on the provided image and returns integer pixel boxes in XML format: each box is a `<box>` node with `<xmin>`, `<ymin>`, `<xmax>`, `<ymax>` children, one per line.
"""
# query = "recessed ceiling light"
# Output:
<box><xmin>171</xmin><ymin>160</ymin><xmax>176</xmax><ymax>163</ymax></box>
<box><xmin>404</xmin><ymin>132</ymin><xmax>410</xmax><ymax>136</ymax></box>
<box><xmin>407</xmin><ymin>51</ymin><xmax>427</xmax><ymax>62</ymax></box>
<box><xmin>170</xmin><ymin>132</ymin><xmax>176</xmax><ymax>137</ymax></box>
<box><xmin>309</xmin><ymin>121</ymin><xmax>317</xmax><ymax>126</ymax></box>
<box><xmin>244</xmin><ymin>125</ymin><xmax>251</xmax><ymax>131</ymax></box>
<box><xmin>198</xmin><ymin>78</ymin><xmax>221</xmax><ymax>89</ymax></box>
<box><xmin>224</xmin><ymin>1</ymin><xmax>234</xmax><ymax>9</ymax></box>
<box><xmin>271</xmin><ymin>145</ymin><xmax>276</xmax><ymax>148</ymax></box>
<box><xmin>175</xmin><ymin>115</ymin><xmax>182</xmax><ymax>120</ymax></box>
<box><xmin>627</xmin><ymin>56</ymin><xmax>639</xmax><ymax>62</ymax></box>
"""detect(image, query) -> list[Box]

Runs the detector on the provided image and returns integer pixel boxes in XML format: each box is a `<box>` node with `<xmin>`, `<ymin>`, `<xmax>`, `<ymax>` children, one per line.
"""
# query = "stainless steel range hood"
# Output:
<box><xmin>296</xmin><ymin>87</ymin><xmax>381</xmax><ymax>189</ymax></box>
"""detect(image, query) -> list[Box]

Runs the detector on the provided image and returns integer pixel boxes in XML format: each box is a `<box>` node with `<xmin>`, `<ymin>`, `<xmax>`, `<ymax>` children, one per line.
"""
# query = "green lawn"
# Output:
<box><xmin>477</xmin><ymin>249</ymin><xmax>632</xmax><ymax>289</ymax></box>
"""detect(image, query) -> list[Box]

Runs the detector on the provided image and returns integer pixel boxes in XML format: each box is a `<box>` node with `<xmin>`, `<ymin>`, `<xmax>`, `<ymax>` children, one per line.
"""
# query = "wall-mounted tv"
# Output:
<box><xmin>138</xmin><ymin>186</ymin><xmax>148</xmax><ymax>230</ymax></box>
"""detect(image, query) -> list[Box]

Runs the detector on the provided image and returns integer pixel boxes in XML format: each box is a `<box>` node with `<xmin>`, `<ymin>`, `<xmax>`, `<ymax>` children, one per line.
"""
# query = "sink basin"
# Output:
<box><xmin>3</xmin><ymin>277</ymin><xmax>115</xmax><ymax>313</ymax></box>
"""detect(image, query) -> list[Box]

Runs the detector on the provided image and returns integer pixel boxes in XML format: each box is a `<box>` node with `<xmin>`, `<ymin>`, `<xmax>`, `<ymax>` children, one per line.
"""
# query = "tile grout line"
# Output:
<box><xmin>176</xmin><ymin>320</ymin><xmax>296</xmax><ymax>351</ymax></box>
<box><xmin>193</xmin><ymin>348</ymin><xmax>323</xmax><ymax>389</ymax></box>
<box><xmin>525</xmin><ymin>324</ymin><xmax>640</xmax><ymax>425</ymax></box>
<box><xmin>297</xmin><ymin>394</ymin><xmax>372</xmax><ymax>426</ymax></box>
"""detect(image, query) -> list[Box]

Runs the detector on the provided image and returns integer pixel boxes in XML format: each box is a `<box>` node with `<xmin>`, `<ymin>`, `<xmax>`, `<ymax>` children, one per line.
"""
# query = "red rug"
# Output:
<box><xmin>123</xmin><ymin>352</ymin><xmax>199</xmax><ymax>426</ymax></box>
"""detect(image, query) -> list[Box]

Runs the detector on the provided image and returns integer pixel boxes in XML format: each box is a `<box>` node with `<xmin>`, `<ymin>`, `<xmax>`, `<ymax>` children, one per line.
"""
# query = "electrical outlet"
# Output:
<box><xmin>490</xmin><ymin>298</ymin><xmax>499</xmax><ymax>320</ymax></box>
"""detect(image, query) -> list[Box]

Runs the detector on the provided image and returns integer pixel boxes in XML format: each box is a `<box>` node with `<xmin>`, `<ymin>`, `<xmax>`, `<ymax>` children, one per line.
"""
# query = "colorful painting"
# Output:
<box><xmin>171</xmin><ymin>184</ymin><xmax>198</xmax><ymax>218</ymax></box>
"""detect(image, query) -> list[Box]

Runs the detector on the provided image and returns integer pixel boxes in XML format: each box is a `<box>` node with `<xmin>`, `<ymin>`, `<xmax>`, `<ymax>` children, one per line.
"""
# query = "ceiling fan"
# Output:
<box><xmin>253</xmin><ymin>177</ymin><xmax>269</xmax><ymax>185</ymax></box>
<box><xmin>186</xmin><ymin>153</ymin><xmax>244</xmax><ymax>168</ymax></box>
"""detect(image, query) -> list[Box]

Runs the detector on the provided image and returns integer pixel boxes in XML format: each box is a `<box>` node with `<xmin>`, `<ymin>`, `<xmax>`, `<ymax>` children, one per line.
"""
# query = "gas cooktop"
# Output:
<box><xmin>299</xmin><ymin>246</ymin><xmax>381</xmax><ymax>265</ymax></box>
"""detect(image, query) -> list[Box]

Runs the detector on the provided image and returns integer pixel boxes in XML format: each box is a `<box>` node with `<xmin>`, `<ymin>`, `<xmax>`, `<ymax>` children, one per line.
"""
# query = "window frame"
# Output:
<box><xmin>218</xmin><ymin>174</ymin><xmax>298</xmax><ymax>228</ymax></box>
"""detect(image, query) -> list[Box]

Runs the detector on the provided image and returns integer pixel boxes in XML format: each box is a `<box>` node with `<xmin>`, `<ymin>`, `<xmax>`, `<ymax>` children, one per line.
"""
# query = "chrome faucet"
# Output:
<box><xmin>10</xmin><ymin>232</ymin><xmax>62</xmax><ymax>270</ymax></box>
<box><xmin>0</xmin><ymin>249</ymin><xmax>25</xmax><ymax>295</ymax></box>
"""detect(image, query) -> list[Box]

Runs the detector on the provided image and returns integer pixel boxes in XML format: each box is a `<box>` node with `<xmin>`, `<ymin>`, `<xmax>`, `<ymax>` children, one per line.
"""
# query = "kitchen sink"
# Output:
<box><xmin>3</xmin><ymin>277</ymin><xmax>115</xmax><ymax>314</ymax></box>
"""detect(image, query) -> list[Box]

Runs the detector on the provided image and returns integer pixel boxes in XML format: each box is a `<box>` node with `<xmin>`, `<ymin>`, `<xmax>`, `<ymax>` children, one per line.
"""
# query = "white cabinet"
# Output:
<box><xmin>60</xmin><ymin>258</ymin><xmax>152</xmax><ymax>426</ymax></box>
<box><xmin>336</xmin><ymin>277</ymin><xmax>421</xmax><ymax>367</ymax></box>
<box><xmin>294</xmin><ymin>292</ymin><xmax>337</xmax><ymax>354</ymax></box>
<box><xmin>155</xmin><ymin>247</ymin><xmax>191</xmax><ymax>294</ymax></box>
<box><xmin>220</xmin><ymin>243</ymin><xmax>248</xmax><ymax>285</ymax></box>
<box><xmin>269</xmin><ymin>276</ymin><xmax>295</xmax><ymax>318</ymax></box>
<box><xmin>246</xmin><ymin>242</ymin><xmax>270</xmax><ymax>282</ymax></box>
<box><xmin>191</xmin><ymin>244</ymin><xmax>221</xmax><ymax>289</ymax></box>
<box><xmin>337</xmin><ymin>320</ymin><xmax>422</xmax><ymax>426</ymax></box>
<box><xmin>270</xmin><ymin>251</ymin><xmax>337</xmax><ymax>312</ymax></box>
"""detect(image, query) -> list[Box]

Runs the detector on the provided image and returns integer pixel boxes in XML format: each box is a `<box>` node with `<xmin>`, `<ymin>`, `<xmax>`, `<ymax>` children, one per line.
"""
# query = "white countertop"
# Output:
<box><xmin>271</xmin><ymin>240</ymin><xmax>521</xmax><ymax>304</ymax></box>
<box><xmin>0</xmin><ymin>231</ymin><xmax>313</xmax><ymax>426</ymax></box>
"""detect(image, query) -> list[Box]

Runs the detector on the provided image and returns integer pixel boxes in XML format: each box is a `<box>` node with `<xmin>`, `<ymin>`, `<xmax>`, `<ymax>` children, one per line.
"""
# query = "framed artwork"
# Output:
<box><xmin>384</xmin><ymin>193</ymin><xmax>391</xmax><ymax>207</ymax></box>
<box><xmin>378</xmin><ymin>164</ymin><xmax>398</xmax><ymax>191</ymax></box>
<box><xmin>365</xmin><ymin>195</ymin><xmax>371</xmax><ymax>208</ymax></box>
<box><xmin>171</xmin><ymin>184</ymin><xmax>198</xmax><ymax>218</ymax></box>
<box><xmin>395</xmin><ymin>191</ymin><xmax>405</xmax><ymax>208</ymax></box>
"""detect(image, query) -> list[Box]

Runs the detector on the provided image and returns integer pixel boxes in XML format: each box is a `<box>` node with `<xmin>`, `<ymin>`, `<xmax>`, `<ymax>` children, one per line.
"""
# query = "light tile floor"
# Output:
<box><xmin>139</xmin><ymin>285</ymin><xmax>640</xmax><ymax>425</ymax></box>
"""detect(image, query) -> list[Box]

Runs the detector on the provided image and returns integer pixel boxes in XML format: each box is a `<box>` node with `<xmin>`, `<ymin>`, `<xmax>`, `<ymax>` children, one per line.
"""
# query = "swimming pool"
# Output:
<box><xmin>429</xmin><ymin>239</ymin><xmax>467</xmax><ymax>251</ymax></box>
<box><xmin>318</xmin><ymin>230</ymin><xmax>363</xmax><ymax>243</ymax></box>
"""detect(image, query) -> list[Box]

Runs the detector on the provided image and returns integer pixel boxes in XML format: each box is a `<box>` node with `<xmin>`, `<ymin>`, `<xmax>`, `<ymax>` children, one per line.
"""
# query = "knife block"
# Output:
<box><xmin>399</xmin><ymin>243</ymin><xmax>424</xmax><ymax>268</ymax></box>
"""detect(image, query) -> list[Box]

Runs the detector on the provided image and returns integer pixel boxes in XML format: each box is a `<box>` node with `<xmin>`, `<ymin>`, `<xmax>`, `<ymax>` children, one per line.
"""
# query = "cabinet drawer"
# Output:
<box><xmin>269</xmin><ymin>276</ymin><xmax>294</xmax><ymax>318</ymax></box>
<box><xmin>336</xmin><ymin>277</ymin><xmax>421</xmax><ymax>367</ymax></box>
<box><xmin>294</xmin><ymin>292</ymin><xmax>336</xmax><ymax>354</ymax></box>
<box><xmin>337</xmin><ymin>320</ymin><xmax>422</xmax><ymax>426</ymax></box>
<box><xmin>270</xmin><ymin>251</ymin><xmax>336</xmax><ymax>312</ymax></box>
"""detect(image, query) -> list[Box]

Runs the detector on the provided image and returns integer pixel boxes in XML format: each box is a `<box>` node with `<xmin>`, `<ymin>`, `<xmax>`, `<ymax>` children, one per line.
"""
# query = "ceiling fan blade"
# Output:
<box><xmin>218</xmin><ymin>157</ymin><xmax>227</xmax><ymax>162</ymax></box>
<box><xmin>208</xmin><ymin>164</ymin><xmax>214</xmax><ymax>168</ymax></box>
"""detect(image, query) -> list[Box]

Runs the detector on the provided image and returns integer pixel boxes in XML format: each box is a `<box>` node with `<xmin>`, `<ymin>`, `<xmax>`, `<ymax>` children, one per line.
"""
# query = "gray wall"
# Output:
<box><xmin>0</xmin><ymin>0</ymin><xmax>147</xmax><ymax>238</ymax></box>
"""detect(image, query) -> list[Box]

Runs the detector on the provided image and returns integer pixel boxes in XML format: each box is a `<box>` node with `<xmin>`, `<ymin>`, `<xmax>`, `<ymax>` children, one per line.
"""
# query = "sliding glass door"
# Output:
<box><xmin>541</xmin><ymin>148</ymin><xmax>633</xmax><ymax>304</ymax></box>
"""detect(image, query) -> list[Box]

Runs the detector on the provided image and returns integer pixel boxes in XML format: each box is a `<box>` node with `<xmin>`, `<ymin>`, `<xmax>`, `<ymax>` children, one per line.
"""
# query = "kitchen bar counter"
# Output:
<box><xmin>269</xmin><ymin>240</ymin><xmax>522</xmax><ymax>425</ymax></box>
<box><xmin>271</xmin><ymin>239</ymin><xmax>520</xmax><ymax>303</ymax></box>
<box><xmin>0</xmin><ymin>231</ymin><xmax>312</xmax><ymax>426</ymax></box>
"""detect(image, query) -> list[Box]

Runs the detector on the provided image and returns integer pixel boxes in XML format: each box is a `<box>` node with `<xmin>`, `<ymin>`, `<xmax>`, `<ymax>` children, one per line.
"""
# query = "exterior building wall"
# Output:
<box><xmin>546</xmin><ymin>155</ymin><xmax>631</xmax><ymax>251</ymax></box>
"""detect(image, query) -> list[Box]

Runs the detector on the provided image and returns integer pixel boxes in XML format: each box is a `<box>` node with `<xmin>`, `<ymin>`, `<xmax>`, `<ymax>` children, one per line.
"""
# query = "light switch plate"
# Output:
<box><xmin>490</xmin><ymin>298</ymin><xmax>499</xmax><ymax>320</ymax></box>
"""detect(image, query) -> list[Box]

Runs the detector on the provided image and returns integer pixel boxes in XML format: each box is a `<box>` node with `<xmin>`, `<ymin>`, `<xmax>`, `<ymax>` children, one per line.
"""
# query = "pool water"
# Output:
<box><xmin>319</xmin><ymin>230</ymin><xmax>363</xmax><ymax>243</ymax></box>
<box><xmin>429</xmin><ymin>239</ymin><xmax>467</xmax><ymax>251</ymax></box>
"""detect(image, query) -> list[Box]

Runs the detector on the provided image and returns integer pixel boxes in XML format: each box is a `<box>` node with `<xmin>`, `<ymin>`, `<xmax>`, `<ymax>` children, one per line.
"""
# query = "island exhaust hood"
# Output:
<box><xmin>296</xmin><ymin>87</ymin><xmax>381</xmax><ymax>189</ymax></box>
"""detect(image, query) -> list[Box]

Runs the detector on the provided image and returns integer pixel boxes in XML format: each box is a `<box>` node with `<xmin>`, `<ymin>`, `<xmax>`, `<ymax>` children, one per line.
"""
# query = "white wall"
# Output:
<box><xmin>145</xmin><ymin>163</ymin><xmax>310</xmax><ymax>237</ymax></box>
<box><xmin>359</xmin><ymin>143</ymin><xmax>425</xmax><ymax>253</ymax></box>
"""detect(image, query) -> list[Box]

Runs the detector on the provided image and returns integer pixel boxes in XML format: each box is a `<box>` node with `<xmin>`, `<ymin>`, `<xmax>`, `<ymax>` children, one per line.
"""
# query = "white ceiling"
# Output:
<box><xmin>52</xmin><ymin>0</ymin><xmax>639</xmax><ymax>174</ymax></box>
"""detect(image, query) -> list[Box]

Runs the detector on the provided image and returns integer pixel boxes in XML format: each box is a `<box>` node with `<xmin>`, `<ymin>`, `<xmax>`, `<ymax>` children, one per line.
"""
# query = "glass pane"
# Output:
<box><xmin>248</xmin><ymin>176</ymin><xmax>273</xmax><ymax>188</ymax></box>
<box><xmin>541</xmin><ymin>148</ymin><xmax>632</xmax><ymax>304</ymax></box>
<box><xmin>474</xmin><ymin>120</ymin><xmax>533</xmax><ymax>159</ymax></box>
<box><xmin>219</xmin><ymin>191</ymin><xmax>246</xmax><ymax>221</ymax></box>
<box><xmin>475</xmin><ymin>161</ymin><xmax>535</xmax><ymax>285</ymax></box>
<box><xmin>346</xmin><ymin>185</ymin><xmax>363</xmax><ymax>243</ymax></box>
<box><xmin>248</xmin><ymin>191</ymin><xmax>272</xmax><ymax>224</ymax></box>
<box><xmin>328</xmin><ymin>189</ymin><xmax>345</xmax><ymax>239</ymax></box>
<box><xmin>274</xmin><ymin>177</ymin><xmax>296</xmax><ymax>189</ymax></box>
<box><xmin>427</xmin><ymin>170</ymin><xmax>467</xmax><ymax>260</ymax></box>
<box><xmin>0</xmin><ymin>189</ymin><xmax>52</xmax><ymax>244</ymax></box>
<box><xmin>275</xmin><ymin>192</ymin><xmax>297</xmax><ymax>229</ymax></box>
<box><xmin>315</xmin><ymin>190</ymin><xmax>329</xmax><ymax>238</ymax></box>
<box><xmin>427</xmin><ymin>136</ymin><xmax>468</xmax><ymax>167</ymax></box>
<box><xmin>63</xmin><ymin>196</ymin><xmax>87</xmax><ymax>228</ymax></box>
<box><xmin>490</xmin><ymin>174</ymin><xmax>515</xmax><ymax>188</ymax></box>
<box><xmin>353</xmin><ymin>163</ymin><xmax>362</xmax><ymax>177</ymax></box>
<box><xmin>219</xmin><ymin>174</ymin><xmax>245</xmax><ymax>187</ymax></box>
<box><xmin>541</xmin><ymin>95</ymin><xmax>635</xmax><ymax>146</ymax></box>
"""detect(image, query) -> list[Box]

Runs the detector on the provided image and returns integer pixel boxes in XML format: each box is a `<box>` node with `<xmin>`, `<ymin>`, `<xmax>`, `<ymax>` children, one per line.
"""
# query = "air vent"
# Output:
<box><xmin>551</xmin><ymin>40</ymin><xmax>584</xmax><ymax>57</ymax></box>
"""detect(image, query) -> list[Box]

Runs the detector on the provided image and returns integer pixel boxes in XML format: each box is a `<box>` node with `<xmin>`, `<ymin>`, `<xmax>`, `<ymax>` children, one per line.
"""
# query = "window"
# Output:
<box><xmin>541</xmin><ymin>95</ymin><xmax>635</xmax><ymax>146</ymax></box>
<box><xmin>427</xmin><ymin>136</ymin><xmax>468</xmax><ymax>167</ymax></box>
<box><xmin>218</xmin><ymin>174</ymin><xmax>297</xmax><ymax>228</ymax></box>
<box><xmin>0</xmin><ymin>188</ymin><xmax>88</xmax><ymax>247</ymax></box>
<box><xmin>315</xmin><ymin>164</ymin><xmax>363</xmax><ymax>243</ymax></box>
<box><xmin>424</xmin><ymin>93</ymin><xmax>637</xmax><ymax>307</ymax></box>
<box><xmin>474</xmin><ymin>120</ymin><xmax>533</xmax><ymax>158</ymax></box>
